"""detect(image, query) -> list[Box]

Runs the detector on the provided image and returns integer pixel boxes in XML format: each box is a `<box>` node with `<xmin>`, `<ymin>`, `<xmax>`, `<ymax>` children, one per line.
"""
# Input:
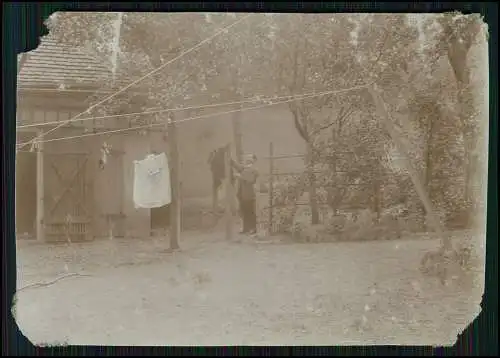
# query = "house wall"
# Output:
<box><xmin>177</xmin><ymin>104</ymin><xmax>307</xmax><ymax>199</ymax></box>
<box><xmin>15</xmin><ymin>132</ymin><xmax>38</xmax><ymax>237</ymax></box>
<box><xmin>17</xmin><ymin>91</ymin><xmax>91</xmax><ymax>126</ymax></box>
<box><xmin>99</xmin><ymin>104</ymin><xmax>307</xmax><ymax>236</ymax></box>
<box><xmin>92</xmin><ymin>135</ymin><xmax>125</xmax><ymax>238</ymax></box>
<box><xmin>16</xmin><ymin>92</ymin><xmax>308</xmax><ymax>239</ymax></box>
<box><xmin>16</xmin><ymin>103</ymin><xmax>99</xmax><ymax>240</ymax></box>
<box><xmin>121</xmin><ymin>133</ymin><xmax>157</xmax><ymax>238</ymax></box>
<box><xmin>16</xmin><ymin>96</ymin><xmax>122</xmax><ymax>240</ymax></box>
<box><xmin>42</xmin><ymin>127</ymin><xmax>98</xmax><ymax>241</ymax></box>
<box><xmin>239</xmin><ymin>105</ymin><xmax>307</xmax><ymax>176</ymax></box>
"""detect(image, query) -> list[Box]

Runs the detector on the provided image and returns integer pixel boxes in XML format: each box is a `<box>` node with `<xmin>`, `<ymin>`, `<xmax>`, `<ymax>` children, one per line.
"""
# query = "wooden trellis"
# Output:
<box><xmin>262</xmin><ymin>145</ymin><xmax>384</xmax><ymax>235</ymax></box>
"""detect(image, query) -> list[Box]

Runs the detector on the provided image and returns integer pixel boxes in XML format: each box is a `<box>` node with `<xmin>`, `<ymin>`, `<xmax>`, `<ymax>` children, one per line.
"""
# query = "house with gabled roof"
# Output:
<box><xmin>16</xmin><ymin>35</ymin><xmax>306</xmax><ymax>242</ymax></box>
<box><xmin>18</xmin><ymin>38</ymin><xmax>114</xmax><ymax>90</ymax></box>
<box><xmin>16</xmin><ymin>36</ymin><xmax>147</xmax><ymax>242</ymax></box>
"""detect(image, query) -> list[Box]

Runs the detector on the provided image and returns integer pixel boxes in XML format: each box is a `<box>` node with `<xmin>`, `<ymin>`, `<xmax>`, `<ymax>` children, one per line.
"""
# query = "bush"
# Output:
<box><xmin>420</xmin><ymin>231</ymin><xmax>483</xmax><ymax>286</ymax></box>
<box><xmin>272</xmin><ymin>203</ymin><xmax>424</xmax><ymax>243</ymax></box>
<box><xmin>324</xmin><ymin>214</ymin><xmax>348</xmax><ymax>234</ymax></box>
<box><xmin>290</xmin><ymin>223</ymin><xmax>332</xmax><ymax>243</ymax></box>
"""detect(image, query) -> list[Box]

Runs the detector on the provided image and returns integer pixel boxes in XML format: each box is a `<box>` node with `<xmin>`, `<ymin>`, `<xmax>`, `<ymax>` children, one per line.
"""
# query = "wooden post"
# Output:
<box><xmin>231</xmin><ymin>103</ymin><xmax>243</xmax><ymax>217</ymax></box>
<box><xmin>212</xmin><ymin>178</ymin><xmax>218</xmax><ymax>212</ymax></box>
<box><xmin>224</xmin><ymin>147</ymin><xmax>233</xmax><ymax>240</ymax></box>
<box><xmin>232</xmin><ymin>74</ymin><xmax>244</xmax><ymax>163</ymax></box>
<box><xmin>179</xmin><ymin>159</ymin><xmax>184</xmax><ymax>232</ymax></box>
<box><xmin>167</xmin><ymin>114</ymin><xmax>180</xmax><ymax>250</ymax></box>
<box><xmin>232</xmin><ymin>110</ymin><xmax>243</xmax><ymax>162</ymax></box>
<box><xmin>373</xmin><ymin>174</ymin><xmax>381</xmax><ymax>224</ymax></box>
<box><xmin>423</xmin><ymin>113</ymin><xmax>435</xmax><ymax>230</ymax></box>
<box><xmin>307</xmin><ymin>143</ymin><xmax>319</xmax><ymax>225</ymax></box>
<box><xmin>35</xmin><ymin>131</ymin><xmax>45</xmax><ymax>242</ymax></box>
<box><xmin>268</xmin><ymin>142</ymin><xmax>274</xmax><ymax>235</ymax></box>
<box><xmin>332</xmin><ymin>153</ymin><xmax>338</xmax><ymax>216</ymax></box>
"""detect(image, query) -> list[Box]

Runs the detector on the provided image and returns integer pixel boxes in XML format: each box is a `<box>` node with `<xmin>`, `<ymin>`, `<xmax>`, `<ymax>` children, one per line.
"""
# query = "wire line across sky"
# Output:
<box><xmin>17</xmin><ymin>14</ymin><xmax>252</xmax><ymax>150</ymax></box>
<box><xmin>18</xmin><ymin>82</ymin><xmax>373</xmax><ymax>146</ymax></box>
<box><xmin>17</xmin><ymin>86</ymin><xmax>365</xmax><ymax>130</ymax></box>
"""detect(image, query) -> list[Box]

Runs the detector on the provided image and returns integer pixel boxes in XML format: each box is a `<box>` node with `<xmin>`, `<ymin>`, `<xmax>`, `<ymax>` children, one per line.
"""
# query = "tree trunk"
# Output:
<box><xmin>459</xmin><ymin>86</ymin><xmax>476</xmax><ymax>224</ymax></box>
<box><xmin>327</xmin><ymin>154</ymin><xmax>339</xmax><ymax>215</ymax></box>
<box><xmin>423</xmin><ymin>111</ymin><xmax>436</xmax><ymax>230</ymax></box>
<box><xmin>306</xmin><ymin>143</ymin><xmax>319</xmax><ymax>225</ymax></box>
<box><xmin>231</xmin><ymin>75</ymin><xmax>244</xmax><ymax>162</ymax></box>
<box><xmin>444</xmin><ymin>18</ymin><xmax>481</xmax><ymax>228</ymax></box>
<box><xmin>168</xmin><ymin>115</ymin><xmax>180</xmax><ymax>251</ymax></box>
<box><xmin>232</xmin><ymin>110</ymin><xmax>243</xmax><ymax>162</ymax></box>
<box><xmin>369</xmin><ymin>86</ymin><xmax>451</xmax><ymax>250</ymax></box>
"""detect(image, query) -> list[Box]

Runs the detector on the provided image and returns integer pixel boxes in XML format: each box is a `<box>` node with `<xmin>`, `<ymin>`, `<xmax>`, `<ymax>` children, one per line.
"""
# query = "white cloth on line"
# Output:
<box><xmin>133</xmin><ymin>152</ymin><xmax>172</xmax><ymax>209</ymax></box>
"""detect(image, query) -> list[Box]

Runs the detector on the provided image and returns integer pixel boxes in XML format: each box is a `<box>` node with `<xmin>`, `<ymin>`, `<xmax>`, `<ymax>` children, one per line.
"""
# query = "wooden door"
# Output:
<box><xmin>44</xmin><ymin>152</ymin><xmax>93</xmax><ymax>242</ymax></box>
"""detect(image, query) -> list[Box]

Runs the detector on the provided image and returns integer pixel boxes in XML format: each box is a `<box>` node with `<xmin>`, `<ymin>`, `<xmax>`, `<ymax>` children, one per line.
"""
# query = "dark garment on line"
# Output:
<box><xmin>240</xmin><ymin>198</ymin><xmax>257</xmax><ymax>233</ymax></box>
<box><xmin>208</xmin><ymin>145</ymin><xmax>235</xmax><ymax>190</ymax></box>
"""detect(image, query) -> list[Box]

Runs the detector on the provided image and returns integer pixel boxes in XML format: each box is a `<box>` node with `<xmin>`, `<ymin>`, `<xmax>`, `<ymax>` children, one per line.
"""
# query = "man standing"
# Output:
<box><xmin>231</xmin><ymin>154</ymin><xmax>259</xmax><ymax>236</ymax></box>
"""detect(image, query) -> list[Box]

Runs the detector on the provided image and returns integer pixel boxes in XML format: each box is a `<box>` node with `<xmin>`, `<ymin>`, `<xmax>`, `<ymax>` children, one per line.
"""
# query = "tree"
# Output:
<box><xmin>396</xmin><ymin>13</ymin><xmax>488</xmax><ymax>232</ymax></box>
<box><xmin>45</xmin><ymin>12</ymin><xmax>488</xmax><ymax>243</ymax></box>
<box><xmin>268</xmin><ymin>14</ymin><xmax>360</xmax><ymax>224</ymax></box>
<box><xmin>46</xmin><ymin>12</ymin><xmax>255</xmax><ymax>128</ymax></box>
<box><xmin>268</xmin><ymin>14</ymin><xmax>422</xmax><ymax>224</ymax></box>
<box><xmin>435</xmin><ymin>13</ymin><xmax>486</xmax><ymax>227</ymax></box>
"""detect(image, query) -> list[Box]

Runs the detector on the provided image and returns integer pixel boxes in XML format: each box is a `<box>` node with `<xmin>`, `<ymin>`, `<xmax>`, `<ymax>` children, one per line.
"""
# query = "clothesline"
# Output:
<box><xmin>17</xmin><ymin>87</ymin><xmax>128</xmax><ymax>94</ymax></box>
<box><xmin>17</xmin><ymin>14</ymin><xmax>453</xmax><ymax>150</ymax></box>
<box><xmin>17</xmin><ymin>82</ymin><xmax>373</xmax><ymax>146</ymax></box>
<box><xmin>18</xmin><ymin>14</ymin><xmax>251</xmax><ymax>151</ymax></box>
<box><xmin>17</xmin><ymin>87</ymin><xmax>361</xmax><ymax>129</ymax></box>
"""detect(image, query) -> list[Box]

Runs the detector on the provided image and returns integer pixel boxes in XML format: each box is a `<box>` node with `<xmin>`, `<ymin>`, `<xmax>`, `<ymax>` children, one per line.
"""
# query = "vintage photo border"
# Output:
<box><xmin>2</xmin><ymin>2</ymin><xmax>497</xmax><ymax>355</ymax></box>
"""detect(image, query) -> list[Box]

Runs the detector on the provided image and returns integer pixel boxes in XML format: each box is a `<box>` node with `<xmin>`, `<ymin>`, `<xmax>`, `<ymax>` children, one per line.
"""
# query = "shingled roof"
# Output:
<box><xmin>17</xmin><ymin>36</ymin><xmax>117</xmax><ymax>90</ymax></box>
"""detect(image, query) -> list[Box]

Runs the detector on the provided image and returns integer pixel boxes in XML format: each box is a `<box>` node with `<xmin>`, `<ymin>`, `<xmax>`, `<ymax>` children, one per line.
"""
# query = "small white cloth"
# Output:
<box><xmin>133</xmin><ymin>152</ymin><xmax>172</xmax><ymax>209</ymax></box>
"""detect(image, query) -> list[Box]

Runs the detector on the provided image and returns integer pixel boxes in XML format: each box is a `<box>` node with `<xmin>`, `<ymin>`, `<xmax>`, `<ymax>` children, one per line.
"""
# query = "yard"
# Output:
<box><xmin>14</xmin><ymin>230</ymin><xmax>484</xmax><ymax>346</ymax></box>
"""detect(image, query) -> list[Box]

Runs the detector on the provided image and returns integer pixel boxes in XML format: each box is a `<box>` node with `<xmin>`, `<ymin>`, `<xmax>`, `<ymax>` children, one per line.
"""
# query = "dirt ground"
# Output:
<box><xmin>13</xmin><ymin>230</ymin><xmax>484</xmax><ymax>346</ymax></box>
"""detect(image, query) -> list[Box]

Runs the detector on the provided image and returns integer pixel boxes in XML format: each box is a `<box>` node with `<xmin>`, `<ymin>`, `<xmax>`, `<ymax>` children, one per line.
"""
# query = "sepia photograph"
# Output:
<box><xmin>14</xmin><ymin>12</ymin><xmax>488</xmax><ymax>346</ymax></box>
